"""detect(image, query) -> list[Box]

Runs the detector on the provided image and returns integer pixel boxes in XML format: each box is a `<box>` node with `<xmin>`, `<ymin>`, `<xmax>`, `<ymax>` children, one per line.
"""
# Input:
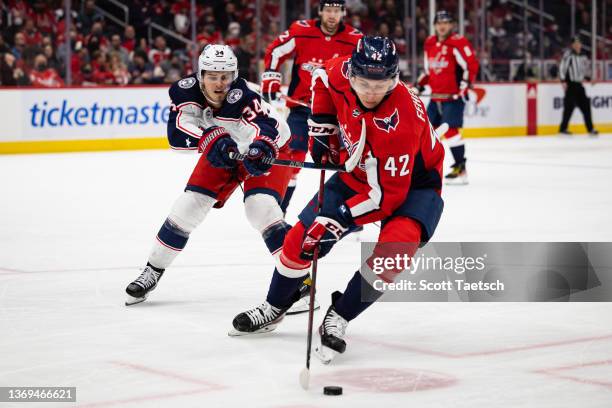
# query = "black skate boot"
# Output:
<box><xmin>445</xmin><ymin>162</ymin><xmax>468</xmax><ymax>185</ymax></box>
<box><xmin>286</xmin><ymin>276</ymin><xmax>320</xmax><ymax>315</ymax></box>
<box><xmin>229</xmin><ymin>301</ymin><xmax>289</xmax><ymax>336</ymax></box>
<box><xmin>125</xmin><ymin>265</ymin><xmax>164</xmax><ymax>306</ymax></box>
<box><xmin>314</xmin><ymin>292</ymin><xmax>349</xmax><ymax>364</ymax></box>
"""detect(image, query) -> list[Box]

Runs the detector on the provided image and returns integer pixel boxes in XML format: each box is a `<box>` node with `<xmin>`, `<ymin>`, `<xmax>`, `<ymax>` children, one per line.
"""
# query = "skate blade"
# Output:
<box><xmin>227</xmin><ymin>323</ymin><xmax>279</xmax><ymax>337</ymax></box>
<box><xmin>286</xmin><ymin>299</ymin><xmax>320</xmax><ymax>315</ymax></box>
<box><xmin>125</xmin><ymin>295</ymin><xmax>147</xmax><ymax>306</ymax></box>
<box><xmin>445</xmin><ymin>177</ymin><xmax>469</xmax><ymax>185</ymax></box>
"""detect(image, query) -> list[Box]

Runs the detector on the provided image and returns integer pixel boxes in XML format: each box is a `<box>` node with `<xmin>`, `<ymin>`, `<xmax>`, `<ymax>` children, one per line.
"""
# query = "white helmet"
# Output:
<box><xmin>197</xmin><ymin>44</ymin><xmax>238</xmax><ymax>82</ymax></box>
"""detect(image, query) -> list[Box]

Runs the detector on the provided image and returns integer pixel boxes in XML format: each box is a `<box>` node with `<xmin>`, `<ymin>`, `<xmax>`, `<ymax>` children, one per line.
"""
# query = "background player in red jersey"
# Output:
<box><xmin>416</xmin><ymin>10</ymin><xmax>479</xmax><ymax>185</ymax></box>
<box><xmin>262</xmin><ymin>0</ymin><xmax>362</xmax><ymax>214</ymax></box>
<box><xmin>230</xmin><ymin>37</ymin><xmax>445</xmax><ymax>364</ymax></box>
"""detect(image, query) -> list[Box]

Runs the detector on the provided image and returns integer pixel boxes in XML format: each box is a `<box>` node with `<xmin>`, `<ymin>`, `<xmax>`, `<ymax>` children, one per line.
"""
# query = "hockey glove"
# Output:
<box><xmin>198</xmin><ymin>126</ymin><xmax>238</xmax><ymax>168</ymax></box>
<box><xmin>414</xmin><ymin>73</ymin><xmax>429</xmax><ymax>95</ymax></box>
<box><xmin>459</xmin><ymin>80</ymin><xmax>470</xmax><ymax>101</ymax></box>
<box><xmin>300</xmin><ymin>205</ymin><xmax>353</xmax><ymax>260</ymax></box>
<box><xmin>261</xmin><ymin>70</ymin><xmax>282</xmax><ymax>102</ymax></box>
<box><xmin>307</xmin><ymin>117</ymin><xmax>340</xmax><ymax>165</ymax></box>
<box><xmin>243</xmin><ymin>138</ymin><xmax>278</xmax><ymax>176</ymax></box>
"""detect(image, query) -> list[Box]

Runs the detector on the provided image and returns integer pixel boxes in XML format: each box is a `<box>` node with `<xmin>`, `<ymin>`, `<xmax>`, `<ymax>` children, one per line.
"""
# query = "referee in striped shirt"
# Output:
<box><xmin>558</xmin><ymin>37</ymin><xmax>598</xmax><ymax>136</ymax></box>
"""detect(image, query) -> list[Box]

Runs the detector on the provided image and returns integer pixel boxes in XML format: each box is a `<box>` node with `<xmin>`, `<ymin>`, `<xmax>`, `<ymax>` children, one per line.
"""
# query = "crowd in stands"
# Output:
<box><xmin>0</xmin><ymin>0</ymin><xmax>609</xmax><ymax>87</ymax></box>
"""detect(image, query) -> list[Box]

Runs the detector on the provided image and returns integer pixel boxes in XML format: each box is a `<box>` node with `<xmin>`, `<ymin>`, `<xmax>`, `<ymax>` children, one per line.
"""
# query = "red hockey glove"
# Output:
<box><xmin>261</xmin><ymin>70</ymin><xmax>282</xmax><ymax>102</ymax></box>
<box><xmin>300</xmin><ymin>205</ymin><xmax>353</xmax><ymax>260</ymax></box>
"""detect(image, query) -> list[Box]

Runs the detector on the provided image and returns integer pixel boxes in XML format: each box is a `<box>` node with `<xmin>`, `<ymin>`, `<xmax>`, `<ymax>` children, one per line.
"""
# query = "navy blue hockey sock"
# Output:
<box><xmin>333</xmin><ymin>271</ymin><xmax>384</xmax><ymax>321</ymax></box>
<box><xmin>266</xmin><ymin>268</ymin><xmax>306</xmax><ymax>308</ymax></box>
<box><xmin>280</xmin><ymin>185</ymin><xmax>296</xmax><ymax>214</ymax></box>
<box><xmin>157</xmin><ymin>219</ymin><xmax>189</xmax><ymax>251</ymax></box>
<box><xmin>262</xmin><ymin>221</ymin><xmax>291</xmax><ymax>254</ymax></box>
<box><xmin>450</xmin><ymin>145</ymin><xmax>466</xmax><ymax>166</ymax></box>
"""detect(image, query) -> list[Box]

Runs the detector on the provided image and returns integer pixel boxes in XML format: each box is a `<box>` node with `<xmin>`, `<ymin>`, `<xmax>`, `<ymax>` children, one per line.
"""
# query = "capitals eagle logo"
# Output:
<box><xmin>373</xmin><ymin>108</ymin><xmax>400</xmax><ymax>133</ymax></box>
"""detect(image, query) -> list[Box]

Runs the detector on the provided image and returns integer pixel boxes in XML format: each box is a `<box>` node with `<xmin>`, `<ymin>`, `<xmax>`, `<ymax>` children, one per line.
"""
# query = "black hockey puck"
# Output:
<box><xmin>323</xmin><ymin>386</ymin><xmax>343</xmax><ymax>396</ymax></box>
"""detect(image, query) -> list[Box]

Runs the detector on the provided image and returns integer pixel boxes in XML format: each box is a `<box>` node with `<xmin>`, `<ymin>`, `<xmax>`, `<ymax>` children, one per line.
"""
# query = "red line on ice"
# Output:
<box><xmin>352</xmin><ymin>334</ymin><xmax>612</xmax><ymax>358</ymax></box>
<box><xmin>533</xmin><ymin>360</ymin><xmax>612</xmax><ymax>389</ymax></box>
<box><xmin>109</xmin><ymin>361</ymin><xmax>226</xmax><ymax>389</ymax></box>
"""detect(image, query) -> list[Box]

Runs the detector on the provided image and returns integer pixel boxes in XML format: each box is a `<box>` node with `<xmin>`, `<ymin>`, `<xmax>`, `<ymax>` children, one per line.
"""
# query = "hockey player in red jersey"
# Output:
<box><xmin>124</xmin><ymin>45</ymin><xmax>297</xmax><ymax>307</ymax></box>
<box><xmin>416</xmin><ymin>10</ymin><xmax>479</xmax><ymax>185</ymax></box>
<box><xmin>230</xmin><ymin>37</ymin><xmax>445</xmax><ymax>363</ymax></box>
<box><xmin>262</xmin><ymin>0</ymin><xmax>362</xmax><ymax>214</ymax></box>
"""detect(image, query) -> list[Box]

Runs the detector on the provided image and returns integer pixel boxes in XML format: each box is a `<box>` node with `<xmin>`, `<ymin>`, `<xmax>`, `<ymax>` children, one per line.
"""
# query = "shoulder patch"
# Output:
<box><xmin>226</xmin><ymin>88</ymin><xmax>243</xmax><ymax>104</ymax></box>
<box><xmin>178</xmin><ymin>77</ymin><xmax>196</xmax><ymax>89</ymax></box>
<box><xmin>297</xmin><ymin>20</ymin><xmax>310</xmax><ymax>27</ymax></box>
<box><xmin>341</xmin><ymin>59</ymin><xmax>350</xmax><ymax>79</ymax></box>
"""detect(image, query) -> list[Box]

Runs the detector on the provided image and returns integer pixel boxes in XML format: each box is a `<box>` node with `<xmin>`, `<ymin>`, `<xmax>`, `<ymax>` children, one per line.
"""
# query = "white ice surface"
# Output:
<box><xmin>1</xmin><ymin>134</ymin><xmax>612</xmax><ymax>407</ymax></box>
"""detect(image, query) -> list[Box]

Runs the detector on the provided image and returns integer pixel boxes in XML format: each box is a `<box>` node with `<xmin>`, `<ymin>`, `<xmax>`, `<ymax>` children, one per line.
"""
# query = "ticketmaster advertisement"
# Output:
<box><xmin>0</xmin><ymin>86</ymin><xmax>170</xmax><ymax>141</ymax></box>
<box><xmin>360</xmin><ymin>242</ymin><xmax>612</xmax><ymax>302</ymax></box>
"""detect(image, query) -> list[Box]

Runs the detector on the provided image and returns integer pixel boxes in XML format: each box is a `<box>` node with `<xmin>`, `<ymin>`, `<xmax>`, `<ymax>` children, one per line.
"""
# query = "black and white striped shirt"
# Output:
<box><xmin>559</xmin><ymin>50</ymin><xmax>590</xmax><ymax>83</ymax></box>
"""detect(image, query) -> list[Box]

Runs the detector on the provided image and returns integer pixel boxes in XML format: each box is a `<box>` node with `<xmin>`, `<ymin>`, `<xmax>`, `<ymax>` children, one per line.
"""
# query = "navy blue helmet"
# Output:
<box><xmin>350</xmin><ymin>36</ymin><xmax>399</xmax><ymax>81</ymax></box>
<box><xmin>319</xmin><ymin>0</ymin><xmax>345</xmax><ymax>10</ymax></box>
<box><xmin>434</xmin><ymin>10</ymin><xmax>453</xmax><ymax>23</ymax></box>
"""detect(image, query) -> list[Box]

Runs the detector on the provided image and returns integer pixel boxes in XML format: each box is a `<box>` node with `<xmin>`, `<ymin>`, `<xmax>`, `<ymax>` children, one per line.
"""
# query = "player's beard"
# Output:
<box><xmin>321</xmin><ymin>19</ymin><xmax>339</xmax><ymax>35</ymax></box>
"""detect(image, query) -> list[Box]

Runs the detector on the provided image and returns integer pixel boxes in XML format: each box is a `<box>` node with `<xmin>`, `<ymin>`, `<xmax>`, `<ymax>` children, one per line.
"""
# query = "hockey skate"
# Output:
<box><xmin>125</xmin><ymin>265</ymin><xmax>164</xmax><ymax>306</ymax></box>
<box><xmin>228</xmin><ymin>301</ymin><xmax>289</xmax><ymax>336</ymax></box>
<box><xmin>445</xmin><ymin>162</ymin><xmax>468</xmax><ymax>185</ymax></box>
<box><xmin>286</xmin><ymin>277</ymin><xmax>320</xmax><ymax>315</ymax></box>
<box><xmin>314</xmin><ymin>303</ymin><xmax>349</xmax><ymax>364</ymax></box>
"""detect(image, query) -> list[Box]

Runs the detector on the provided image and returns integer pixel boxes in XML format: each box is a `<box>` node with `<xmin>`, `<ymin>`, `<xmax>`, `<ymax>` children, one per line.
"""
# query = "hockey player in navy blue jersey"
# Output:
<box><xmin>124</xmin><ymin>45</ymin><xmax>308</xmax><ymax>309</ymax></box>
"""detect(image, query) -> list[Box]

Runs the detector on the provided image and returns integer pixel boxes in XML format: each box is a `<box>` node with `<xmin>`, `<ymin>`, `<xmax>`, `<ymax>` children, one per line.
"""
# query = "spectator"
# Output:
<box><xmin>22</xmin><ymin>18</ymin><xmax>42</xmax><ymax>47</ymax></box>
<box><xmin>11</xmin><ymin>32</ymin><xmax>26</xmax><ymax>60</ymax></box>
<box><xmin>29</xmin><ymin>53</ymin><xmax>64</xmax><ymax>87</ymax></box>
<box><xmin>85</xmin><ymin>22</ymin><xmax>109</xmax><ymax>54</ymax></box>
<box><xmin>235</xmin><ymin>36</ymin><xmax>255</xmax><ymax>82</ymax></box>
<box><xmin>91</xmin><ymin>51</ymin><xmax>114</xmax><ymax>84</ymax></box>
<box><xmin>29</xmin><ymin>0</ymin><xmax>56</xmax><ymax>36</ymax></box>
<box><xmin>122</xmin><ymin>26</ymin><xmax>137</xmax><ymax>52</ymax></box>
<box><xmin>128</xmin><ymin>48</ymin><xmax>154</xmax><ymax>84</ymax></box>
<box><xmin>110</xmin><ymin>34</ymin><xmax>130</xmax><ymax>66</ymax></box>
<box><xmin>225</xmin><ymin>22</ymin><xmax>242</xmax><ymax>49</ymax></box>
<box><xmin>197</xmin><ymin>17</ymin><xmax>223</xmax><ymax>48</ymax></box>
<box><xmin>1</xmin><ymin>52</ymin><xmax>18</xmax><ymax>86</ymax></box>
<box><xmin>43</xmin><ymin>44</ymin><xmax>62</xmax><ymax>75</ymax></box>
<box><xmin>80</xmin><ymin>0</ymin><xmax>102</xmax><ymax>34</ymax></box>
<box><xmin>109</xmin><ymin>53</ymin><xmax>130</xmax><ymax>85</ymax></box>
<box><xmin>392</xmin><ymin>23</ymin><xmax>407</xmax><ymax>55</ymax></box>
<box><xmin>148</xmin><ymin>35</ymin><xmax>171</xmax><ymax>66</ymax></box>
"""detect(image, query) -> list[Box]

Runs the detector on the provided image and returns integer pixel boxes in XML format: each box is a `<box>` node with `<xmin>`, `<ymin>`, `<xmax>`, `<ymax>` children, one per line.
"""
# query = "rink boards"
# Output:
<box><xmin>0</xmin><ymin>82</ymin><xmax>610</xmax><ymax>154</ymax></box>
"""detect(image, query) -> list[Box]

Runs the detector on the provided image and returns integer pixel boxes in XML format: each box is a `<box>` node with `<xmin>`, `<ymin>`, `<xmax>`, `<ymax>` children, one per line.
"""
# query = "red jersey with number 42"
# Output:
<box><xmin>264</xmin><ymin>19</ymin><xmax>361</xmax><ymax>108</ymax></box>
<box><xmin>422</xmin><ymin>34</ymin><xmax>479</xmax><ymax>97</ymax></box>
<box><xmin>311</xmin><ymin>56</ymin><xmax>445</xmax><ymax>226</ymax></box>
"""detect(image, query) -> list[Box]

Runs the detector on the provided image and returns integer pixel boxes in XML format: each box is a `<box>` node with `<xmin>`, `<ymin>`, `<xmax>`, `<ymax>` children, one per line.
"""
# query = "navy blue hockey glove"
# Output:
<box><xmin>243</xmin><ymin>139</ymin><xmax>277</xmax><ymax>176</ymax></box>
<box><xmin>307</xmin><ymin>117</ymin><xmax>340</xmax><ymax>164</ymax></box>
<box><xmin>300</xmin><ymin>204</ymin><xmax>353</xmax><ymax>260</ymax></box>
<box><xmin>198</xmin><ymin>126</ymin><xmax>238</xmax><ymax>168</ymax></box>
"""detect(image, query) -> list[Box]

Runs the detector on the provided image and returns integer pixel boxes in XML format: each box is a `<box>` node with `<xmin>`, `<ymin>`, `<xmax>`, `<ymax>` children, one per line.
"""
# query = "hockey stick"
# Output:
<box><xmin>299</xmin><ymin>157</ymin><xmax>327</xmax><ymax>390</ymax></box>
<box><xmin>420</xmin><ymin>92</ymin><xmax>460</xmax><ymax>100</ymax></box>
<box><xmin>229</xmin><ymin>152</ymin><xmax>348</xmax><ymax>171</ymax></box>
<box><xmin>246</xmin><ymin>81</ymin><xmax>310</xmax><ymax>108</ymax></box>
<box><xmin>229</xmin><ymin>118</ymin><xmax>367</xmax><ymax>173</ymax></box>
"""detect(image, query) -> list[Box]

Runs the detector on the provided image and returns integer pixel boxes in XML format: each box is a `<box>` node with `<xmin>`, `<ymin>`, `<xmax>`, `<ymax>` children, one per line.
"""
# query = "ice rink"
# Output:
<box><xmin>1</xmin><ymin>134</ymin><xmax>612</xmax><ymax>407</ymax></box>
